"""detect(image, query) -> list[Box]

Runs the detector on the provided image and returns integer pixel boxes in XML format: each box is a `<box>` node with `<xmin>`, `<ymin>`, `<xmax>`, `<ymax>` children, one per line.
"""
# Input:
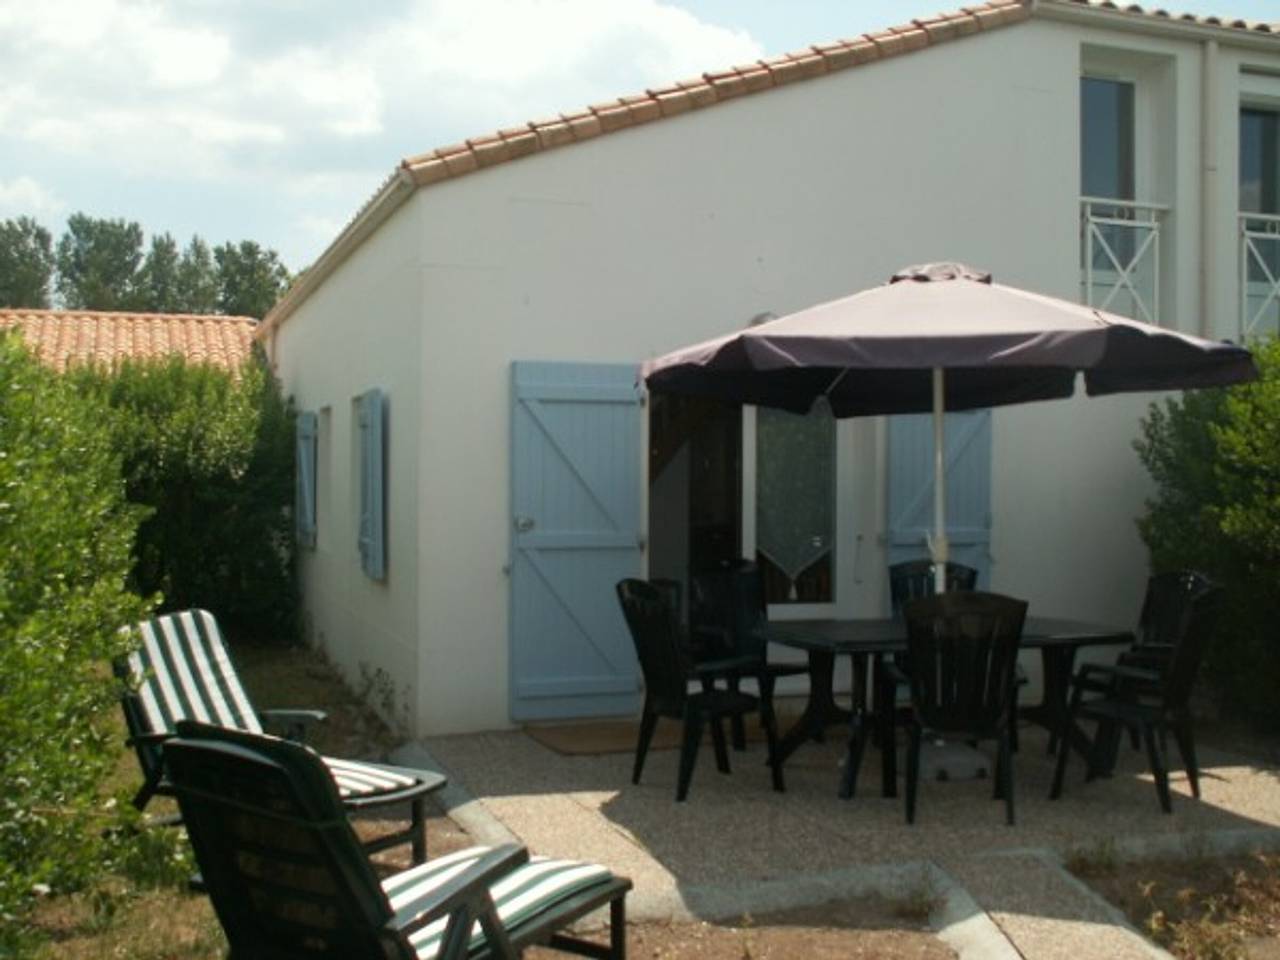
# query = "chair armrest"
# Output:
<box><xmin>1075</xmin><ymin>662</ymin><xmax>1161</xmax><ymax>689</ymax></box>
<box><xmin>387</xmin><ymin>844</ymin><xmax>529</xmax><ymax>936</ymax></box>
<box><xmin>126</xmin><ymin>730</ymin><xmax>173</xmax><ymax>749</ymax></box>
<box><xmin>259</xmin><ymin>709</ymin><xmax>328</xmax><ymax>743</ymax></box>
<box><xmin>690</xmin><ymin>654</ymin><xmax>760</xmax><ymax>679</ymax></box>
<box><xmin>1118</xmin><ymin>647</ymin><xmax>1172</xmax><ymax>669</ymax></box>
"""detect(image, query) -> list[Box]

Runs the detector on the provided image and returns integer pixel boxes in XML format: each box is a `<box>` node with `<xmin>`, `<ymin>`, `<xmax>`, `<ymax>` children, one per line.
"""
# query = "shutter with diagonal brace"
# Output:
<box><xmin>296</xmin><ymin>411</ymin><xmax>318</xmax><ymax>548</ymax></box>
<box><xmin>509</xmin><ymin>362</ymin><xmax>643</xmax><ymax>721</ymax></box>
<box><xmin>357</xmin><ymin>389</ymin><xmax>386</xmax><ymax>581</ymax></box>
<box><xmin>887</xmin><ymin>410</ymin><xmax>993</xmax><ymax>586</ymax></box>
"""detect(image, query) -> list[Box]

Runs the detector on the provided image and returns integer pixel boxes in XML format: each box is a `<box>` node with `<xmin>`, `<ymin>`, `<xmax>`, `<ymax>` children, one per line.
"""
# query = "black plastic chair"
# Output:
<box><xmin>874</xmin><ymin>561</ymin><xmax>985</xmax><ymax>744</ymax></box>
<box><xmin>890</xmin><ymin>591</ymin><xmax>1027</xmax><ymax>825</ymax></box>
<box><xmin>1050</xmin><ymin>582</ymin><xmax>1222</xmax><ymax>813</ymax></box>
<box><xmin>164</xmin><ymin>722</ymin><xmax>631</xmax><ymax>960</ymax></box>
<box><xmin>616</xmin><ymin>578</ymin><xmax>784</xmax><ymax>801</ymax></box>
<box><xmin>689</xmin><ymin>560</ymin><xmax>808</xmax><ymax>750</ymax></box>
<box><xmin>1122</xmin><ymin>570</ymin><xmax>1217</xmax><ymax>670</ymax></box>
<box><xmin>888</xmin><ymin>559</ymin><xmax>980</xmax><ymax>613</ymax></box>
<box><xmin>1056</xmin><ymin>570</ymin><xmax>1215</xmax><ymax>755</ymax></box>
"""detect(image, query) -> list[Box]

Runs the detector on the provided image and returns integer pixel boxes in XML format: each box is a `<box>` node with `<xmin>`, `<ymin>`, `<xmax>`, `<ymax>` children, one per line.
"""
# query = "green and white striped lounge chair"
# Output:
<box><xmin>165</xmin><ymin>722</ymin><xmax>631</xmax><ymax>960</ymax></box>
<box><xmin>117</xmin><ymin>608</ymin><xmax>445</xmax><ymax>864</ymax></box>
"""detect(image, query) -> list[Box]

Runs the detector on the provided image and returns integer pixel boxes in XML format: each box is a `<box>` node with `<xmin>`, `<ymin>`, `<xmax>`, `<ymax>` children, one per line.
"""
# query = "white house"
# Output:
<box><xmin>259</xmin><ymin>0</ymin><xmax>1280</xmax><ymax>736</ymax></box>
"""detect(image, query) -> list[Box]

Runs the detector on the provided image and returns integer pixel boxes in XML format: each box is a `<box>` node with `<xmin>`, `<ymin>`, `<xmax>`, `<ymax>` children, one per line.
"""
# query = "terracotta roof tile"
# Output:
<box><xmin>0</xmin><ymin>310</ymin><xmax>256</xmax><ymax>374</ymax></box>
<box><xmin>1060</xmin><ymin>0</ymin><xmax>1279</xmax><ymax>32</ymax></box>
<box><xmin>376</xmin><ymin>0</ymin><xmax>1280</xmax><ymax>212</ymax></box>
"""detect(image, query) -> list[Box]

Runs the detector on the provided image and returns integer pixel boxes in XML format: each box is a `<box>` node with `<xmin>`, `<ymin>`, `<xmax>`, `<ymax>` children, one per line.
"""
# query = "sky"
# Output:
<box><xmin>2</xmin><ymin>0</ymin><xmax>1278</xmax><ymax>272</ymax></box>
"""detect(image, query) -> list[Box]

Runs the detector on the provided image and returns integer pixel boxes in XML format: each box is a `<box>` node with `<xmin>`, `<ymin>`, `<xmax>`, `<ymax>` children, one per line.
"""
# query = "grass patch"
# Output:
<box><xmin>1064</xmin><ymin>836</ymin><xmax>1119</xmax><ymax>877</ymax></box>
<box><xmin>1072</xmin><ymin>851</ymin><xmax>1280</xmax><ymax>960</ymax></box>
<box><xmin>18</xmin><ymin>638</ymin><xmax>465</xmax><ymax>958</ymax></box>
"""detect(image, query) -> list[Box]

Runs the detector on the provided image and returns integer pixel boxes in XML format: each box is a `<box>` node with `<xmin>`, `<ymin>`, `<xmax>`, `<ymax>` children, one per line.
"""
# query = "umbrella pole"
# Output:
<box><xmin>932</xmin><ymin>367</ymin><xmax>949</xmax><ymax>594</ymax></box>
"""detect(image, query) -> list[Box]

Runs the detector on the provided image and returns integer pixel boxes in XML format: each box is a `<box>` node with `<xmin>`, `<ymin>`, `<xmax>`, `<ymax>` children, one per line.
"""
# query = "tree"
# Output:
<box><xmin>0</xmin><ymin>217</ymin><xmax>55</xmax><ymax>308</ymax></box>
<box><xmin>72</xmin><ymin>351</ymin><xmax>298</xmax><ymax>642</ymax></box>
<box><xmin>1134</xmin><ymin>338</ymin><xmax>1280</xmax><ymax>728</ymax></box>
<box><xmin>176</xmin><ymin>236</ymin><xmax>219</xmax><ymax>314</ymax></box>
<box><xmin>214</xmin><ymin>240</ymin><xmax>290</xmax><ymax>319</ymax></box>
<box><xmin>0</xmin><ymin>335</ymin><xmax>148</xmax><ymax>949</ymax></box>
<box><xmin>54</xmin><ymin>214</ymin><xmax>144</xmax><ymax>310</ymax></box>
<box><xmin>135</xmin><ymin>232</ymin><xmax>181</xmax><ymax>311</ymax></box>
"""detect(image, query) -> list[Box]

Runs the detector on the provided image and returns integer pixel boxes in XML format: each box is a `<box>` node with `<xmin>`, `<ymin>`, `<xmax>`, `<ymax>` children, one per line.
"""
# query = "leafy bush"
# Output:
<box><xmin>0</xmin><ymin>335</ymin><xmax>149</xmax><ymax>949</ymax></box>
<box><xmin>1134</xmin><ymin>338</ymin><xmax>1280</xmax><ymax>728</ymax></box>
<box><xmin>72</xmin><ymin>349</ymin><xmax>298</xmax><ymax>643</ymax></box>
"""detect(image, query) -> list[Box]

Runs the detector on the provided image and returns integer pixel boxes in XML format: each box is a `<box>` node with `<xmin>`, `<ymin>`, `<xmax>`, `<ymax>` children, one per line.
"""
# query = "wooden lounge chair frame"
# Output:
<box><xmin>164</xmin><ymin>722</ymin><xmax>630</xmax><ymax>960</ymax></box>
<box><xmin>116</xmin><ymin>608</ymin><xmax>444</xmax><ymax>864</ymax></box>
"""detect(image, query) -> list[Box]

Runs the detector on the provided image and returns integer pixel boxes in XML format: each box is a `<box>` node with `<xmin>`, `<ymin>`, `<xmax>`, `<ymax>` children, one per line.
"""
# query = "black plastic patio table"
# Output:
<box><xmin>764</xmin><ymin>616</ymin><xmax>1133</xmax><ymax>797</ymax></box>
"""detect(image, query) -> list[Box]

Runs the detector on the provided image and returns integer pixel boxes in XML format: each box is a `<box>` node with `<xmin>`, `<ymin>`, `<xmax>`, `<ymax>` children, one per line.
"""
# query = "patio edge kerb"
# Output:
<box><xmin>1026</xmin><ymin>849</ymin><xmax>1174</xmax><ymax>960</ymax></box>
<box><xmin>928</xmin><ymin>862</ymin><xmax>1024</xmax><ymax>960</ymax></box>
<box><xmin>389</xmin><ymin>741</ymin><xmax>521</xmax><ymax>848</ymax></box>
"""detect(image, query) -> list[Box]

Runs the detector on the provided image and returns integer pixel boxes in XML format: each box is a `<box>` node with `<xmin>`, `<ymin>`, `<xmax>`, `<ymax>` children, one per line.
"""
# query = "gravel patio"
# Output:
<box><xmin>396</xmin><ymin>717</ymin><xmax>1280</xmax><ymax>960</ymax></box>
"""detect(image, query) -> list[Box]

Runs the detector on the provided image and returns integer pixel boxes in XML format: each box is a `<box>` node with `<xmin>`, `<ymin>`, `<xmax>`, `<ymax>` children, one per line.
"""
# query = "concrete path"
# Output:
<box><xmin>391</xmin><ymin>725</ymin><xmax>1280</xmax><ymax>959</ymax></box>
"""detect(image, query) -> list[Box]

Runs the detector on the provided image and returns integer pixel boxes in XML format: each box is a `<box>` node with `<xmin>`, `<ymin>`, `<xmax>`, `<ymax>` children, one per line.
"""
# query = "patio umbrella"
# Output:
<box><xmin>641</xmin><ymin>263</ymin><xmax>1257</xmax><ymax>594</ymax></box>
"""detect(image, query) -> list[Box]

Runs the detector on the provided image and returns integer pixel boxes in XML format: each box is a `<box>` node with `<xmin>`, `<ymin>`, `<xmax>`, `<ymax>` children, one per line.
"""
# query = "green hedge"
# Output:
<box><xmin>1134</xmin><ymin>337</ymin><xmax>1280</xmax><ymax>728</ymax></box>
<box><xmin>73</xmin><ymin>349</ymin><xmax>298</xmax><ymax>643</ymax></box>
<box><xmin>0</xmin><ymin>336</ymin><xmax>149</xmax><ymax>947</ymax></box>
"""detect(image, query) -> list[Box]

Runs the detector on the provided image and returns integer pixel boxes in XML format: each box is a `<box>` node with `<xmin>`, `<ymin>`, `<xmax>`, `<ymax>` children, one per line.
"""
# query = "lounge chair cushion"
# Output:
<box><xmin>125</xmin><ymin>609</ymin><xmax>419</xmax><ymax>801</ymax></box>
<box><xmin>383</xmin><ymin>846</ymin><xmax>613</xmax><ymax>959</ymax></box>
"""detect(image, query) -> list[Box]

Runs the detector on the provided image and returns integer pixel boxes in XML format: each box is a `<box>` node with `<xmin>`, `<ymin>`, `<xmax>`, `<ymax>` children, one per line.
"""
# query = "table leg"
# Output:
<box><xmin>875</xmin><ymin>655</ymin><xmax>898</xmax><ymax>798</ymax></box>
<box><xmin>773</xmin><ymin>650</ymin><xmax>852</xmax><ymax>768</ymax></box>
<box><xmin>1022</xmin><ymin>646</ymin><xmax>1096</xmax><ymax>763</ymax></box>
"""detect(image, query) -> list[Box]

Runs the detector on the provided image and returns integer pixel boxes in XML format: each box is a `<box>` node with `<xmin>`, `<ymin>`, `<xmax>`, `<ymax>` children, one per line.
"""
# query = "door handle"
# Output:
<box><xmin>514</xmin><ymin>515</ymin><xmax>535</xmax><ymax>533</ymax></box>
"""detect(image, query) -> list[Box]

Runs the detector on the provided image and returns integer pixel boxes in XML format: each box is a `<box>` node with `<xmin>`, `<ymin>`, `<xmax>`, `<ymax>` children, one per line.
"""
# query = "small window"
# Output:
<box><xmin>1240</xmin><ymin>107</ymin><xmax>1280</xmax><ymax>332</ymax></box>
<box><xmin>1241</xmin><ymin>108</ymin><xmax>1280</xmax><ymax>215</ymax></box>
<box><xmin>357</xmin><ymin>389</ymin><xmax>387</xmax><ymax>581</ymax></box>
<box><xmin>296</xmin><ymin>411</ymin><xmax>318</xmax><ymax>549</ymax></box>
<box><xmin>1081</xmin><ymin>76</ymin><xmax>1142</xmax><ymax>292</ymax></box>
<box><xmin>1081</xmin><ymin>77</ymin><xmax>1135</xmax><ymax>200</ymax></box>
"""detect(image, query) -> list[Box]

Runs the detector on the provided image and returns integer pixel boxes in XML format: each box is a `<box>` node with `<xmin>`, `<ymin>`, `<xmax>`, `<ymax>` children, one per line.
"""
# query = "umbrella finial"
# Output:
<box><xmin>890</xmin><ymin>263</ymin><xmax>992</xmax><ymax>285</ymax></box>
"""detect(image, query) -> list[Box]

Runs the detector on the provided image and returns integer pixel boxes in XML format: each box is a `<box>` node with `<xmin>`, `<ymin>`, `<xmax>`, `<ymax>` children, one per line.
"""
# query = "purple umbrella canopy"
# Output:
<box><xmin>642</xmin><ymin>263</ymin><xmax>1257</xmax><ymax>592</ymax></box>
<box><xmin>642</xmin><ymin>263</ymin><xmax>1257</xmax><ymax>417</ymax></box>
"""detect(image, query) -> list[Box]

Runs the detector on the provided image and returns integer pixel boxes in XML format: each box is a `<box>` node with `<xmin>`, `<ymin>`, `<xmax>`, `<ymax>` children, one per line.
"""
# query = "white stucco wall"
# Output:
<box><xmin>270</xmin><ymin>201</ymin><xmax>425</xmax><ymax>732</ymax></box>
<box><xmin>271</xmin><ymin>13</ymin><xmax>1279</xmax><ymax>735</ymax></box>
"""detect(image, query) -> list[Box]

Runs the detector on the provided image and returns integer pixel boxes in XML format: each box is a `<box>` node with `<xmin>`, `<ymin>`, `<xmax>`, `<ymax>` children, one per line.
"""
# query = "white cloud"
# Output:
<box><xmin>0</xmin><ymin>176</ymin><xmax>66</xmax><ymax>218</ymax></box>
<box><xmin>365</xmin><ymin>0</ymin><xmax>762</xmax><ymax>138</ymax></box>
<box><xmin>0</xmin><ymin>0</ymin><xmax>764</xmax><ymax>264</ymax></box>
<box><xmin>249</xmin><ymin>49</ymin><xmax>383</xmax><ymax>137</ymax></box>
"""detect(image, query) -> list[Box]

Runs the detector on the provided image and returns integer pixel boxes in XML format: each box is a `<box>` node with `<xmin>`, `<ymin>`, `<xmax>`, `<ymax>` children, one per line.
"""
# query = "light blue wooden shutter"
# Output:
<box><xmin>887</xmin><ymin>410</ymin><xmax>993</xmax><ymax>586</ymax></box>
<box><xmin>296</xmin><ymin>411</ymin><xmax>317</xmax><ymax>548</ymax></box>
<box><xmin>509</xmin><ymin>362</ymin><xmax>643</xmax><ymax>720</ymax></box>
<box><xmin>358</xmin><ymin>389</ymin><xmax>387</xmax><ymax>580</ymax></box>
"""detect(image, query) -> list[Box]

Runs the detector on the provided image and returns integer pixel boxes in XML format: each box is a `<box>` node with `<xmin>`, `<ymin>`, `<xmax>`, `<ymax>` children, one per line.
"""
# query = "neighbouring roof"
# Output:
<box><xmin>261</xmin><ymin>0</ymin><xmax>1280</xmax><ymax>339</ymax></box>
<box><xmin>0</xmin><ymin>309</ymin><xmax>258</xmax><ymax>373</ymax></box>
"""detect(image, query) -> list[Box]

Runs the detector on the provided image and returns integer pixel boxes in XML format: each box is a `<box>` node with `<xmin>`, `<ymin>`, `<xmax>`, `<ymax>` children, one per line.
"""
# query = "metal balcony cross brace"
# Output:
<box><xmin>1081</xmin><ymin>197</ymin><xmax>1165</xmax><ymax>326</ymax></box>
<box><xmin>1240</xmin><ymin>213</ymin><xmax>1280</xmax><ymax>339</ymax></box>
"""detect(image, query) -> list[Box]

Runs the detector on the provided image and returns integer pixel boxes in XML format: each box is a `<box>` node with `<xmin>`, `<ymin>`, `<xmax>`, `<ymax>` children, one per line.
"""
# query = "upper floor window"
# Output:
<box><xmin>1081</xmin><ymin>77</ymin><xmax>1135</xmax><ymax>200</ymax></box>
<box><xmin>1240</xmin><ymin>108</ymin><xmax>1280</xmax><ymax>214</ymax></box>
<box><xmin>1240</xmin><ymin>106</ymin><xmax>1280</xmax><ymax>337</ymax></box>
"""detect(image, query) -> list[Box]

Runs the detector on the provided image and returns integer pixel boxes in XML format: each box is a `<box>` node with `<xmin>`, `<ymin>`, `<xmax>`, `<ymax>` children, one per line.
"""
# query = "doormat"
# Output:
<box><xmin>523</xmin><ymin>712</ymin><xmax>796</xmax><ymax>757</ymax></box>
<box><xmin>524</xmin><ymin>719</ymin><xmax>675</xmax><ymax>756</ymax></box>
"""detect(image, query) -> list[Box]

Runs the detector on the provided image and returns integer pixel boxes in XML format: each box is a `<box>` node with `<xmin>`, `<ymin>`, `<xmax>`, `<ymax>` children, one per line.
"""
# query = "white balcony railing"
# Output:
<box><xmin>1240</xmin><ymin>212</ymin><xmax>1280</xmax><ymax>339</ymax></box>
<box><xmin>1080</xmin><ymin>197</ymin><xmax>1168</xmax><ymax>325</ymax></box>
